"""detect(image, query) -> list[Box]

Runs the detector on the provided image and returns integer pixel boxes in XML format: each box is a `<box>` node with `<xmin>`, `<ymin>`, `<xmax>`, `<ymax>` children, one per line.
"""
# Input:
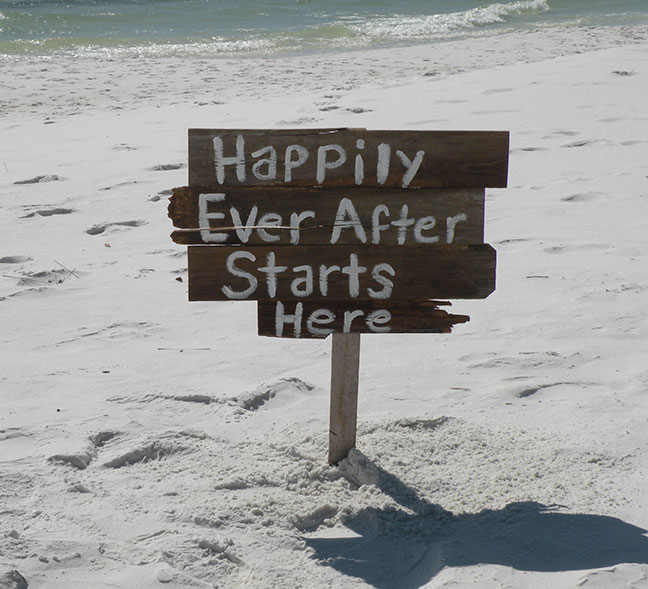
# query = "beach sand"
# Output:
<box><xmin>1</xmin><ymin>24</ymin><xmax>648</xmax><ymax>588</ymax></box>
<box><xmin>2</xmin><ymin>24</ymin><xmax>646</xmax><ymax>118</ymax></box>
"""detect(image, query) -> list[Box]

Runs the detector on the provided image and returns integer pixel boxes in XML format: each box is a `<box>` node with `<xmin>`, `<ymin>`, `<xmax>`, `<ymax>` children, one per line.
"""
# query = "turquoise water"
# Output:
<box><xmin>0</xmin><ymin>0</ymin><xmax>647</xmax><ymax>57</ymax></box>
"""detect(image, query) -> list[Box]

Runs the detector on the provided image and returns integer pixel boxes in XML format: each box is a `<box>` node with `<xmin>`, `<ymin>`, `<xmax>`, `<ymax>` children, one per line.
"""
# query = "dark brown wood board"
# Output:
<box><xmin>258</xmin><ymin>300</ymin><xmax>470</xmax><ymax>338</ymax></box>
<box><xmin>188</xmin><ymin>129</ymin><xmax>509</xmax><ymax>189</ymax></box>
<box><xmin>187</xmin><ymin>244</ymin><xmax>496</xmax><ymax>302</ymax></box>
<box><xmin>169</xmin><ymin>186</ymin><xmax>485</xmax><ymax>246</ymax></box>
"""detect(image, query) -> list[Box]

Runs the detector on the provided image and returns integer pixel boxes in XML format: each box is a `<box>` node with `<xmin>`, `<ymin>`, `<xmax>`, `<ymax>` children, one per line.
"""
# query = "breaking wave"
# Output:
<box><xmin>348</xmin><ymin>0</ymin><xmax>550</xmax><ymax>42</ymax></box>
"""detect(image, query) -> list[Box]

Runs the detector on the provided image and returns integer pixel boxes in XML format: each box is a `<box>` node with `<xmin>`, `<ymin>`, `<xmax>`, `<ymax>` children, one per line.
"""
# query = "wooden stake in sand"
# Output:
<box><xmin>328</xmin><ymin>333</ymin><xmax>361</xmax><ymax>465</ymax></box>
<box><xmin>168</xmin><ymin>128</ymin><xmax>509</xmax><ymax>465</ymax></box>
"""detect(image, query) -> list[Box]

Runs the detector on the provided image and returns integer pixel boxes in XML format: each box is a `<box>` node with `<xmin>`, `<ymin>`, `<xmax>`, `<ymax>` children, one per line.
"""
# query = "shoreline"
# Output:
<box><xmin>1</xmin><ymin>24</ymin><xmax>647</xmax><ymax>118</ymax></box>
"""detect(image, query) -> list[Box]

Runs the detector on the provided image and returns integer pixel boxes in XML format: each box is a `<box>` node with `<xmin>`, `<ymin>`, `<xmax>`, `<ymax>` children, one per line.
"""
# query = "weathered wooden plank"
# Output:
<box><xmin>257</xmin><ymin>300</ymin><xmax>470</xmax><ymax>338</ymax></box>
<box><xmin>328</xmin><ymin>333</ymin><xmax>361</xmax><ymax>465</ymax></box>
<box><xmin>188</xmin><ymin>129</ymin><xmax>509</xmax><ymax>189</ymax></box>
<box><xmin>187</xmin><ymin>244</ymin><xmax>496</xmax><ymax>302</ymax></box>
<box><xmin>169</xmin><ymin>186</ymin><xmax>484</xmax><ymax>246</ymax></box>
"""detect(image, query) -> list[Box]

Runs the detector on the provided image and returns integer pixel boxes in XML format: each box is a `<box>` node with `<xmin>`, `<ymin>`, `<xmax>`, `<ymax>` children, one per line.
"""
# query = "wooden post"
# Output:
<box><xmin>328</xmin><ymin>333</ymin><xmax>361</xmax><ymax>465</ymax></box>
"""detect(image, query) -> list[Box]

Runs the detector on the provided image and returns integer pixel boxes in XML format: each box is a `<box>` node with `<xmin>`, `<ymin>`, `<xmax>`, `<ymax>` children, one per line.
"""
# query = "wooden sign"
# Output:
<box><xmin>169</xmin><ymin>186</ymin><xmax>484</xmax><ymax>246</ymax></box>
<box><xmin>258</xmin><ymin>300</ymin><xmax>470</xmax><ymax>339</ymax></box>
<box><xmin>170</xmin><ymin>127</ymin><xmax>509</xmax><ymax>465</ymax></box>
<box><xmin>187</xmin><ymin>244</ymin><xmax>496</xmax><ymax>302</ymax></box>
<box><xmin>189</xmin><ymin>128</ymin><xmax>509</xmax><ymax>189</ymax></box>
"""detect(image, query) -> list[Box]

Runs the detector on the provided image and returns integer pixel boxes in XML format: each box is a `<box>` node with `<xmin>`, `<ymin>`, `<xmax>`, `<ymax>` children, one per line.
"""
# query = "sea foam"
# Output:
<box><xmin>350</xmin><ymin>0</ymin><xmax>550</xmax><ymax>41</ymax></box>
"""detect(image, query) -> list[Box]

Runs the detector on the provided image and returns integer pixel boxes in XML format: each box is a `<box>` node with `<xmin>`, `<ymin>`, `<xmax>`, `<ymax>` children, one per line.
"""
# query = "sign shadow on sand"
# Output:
<box><xmin>304</xmin><ymin>452</ymin><xmax>648</xmax><ymax>588</ymax></box>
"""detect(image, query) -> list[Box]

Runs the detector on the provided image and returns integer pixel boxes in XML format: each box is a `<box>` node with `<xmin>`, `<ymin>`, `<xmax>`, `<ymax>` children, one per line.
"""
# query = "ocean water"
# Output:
<box><xmin>0</xmin><ymin>0</ymin><xmax>647</xmax><ymax>57</ymax></box>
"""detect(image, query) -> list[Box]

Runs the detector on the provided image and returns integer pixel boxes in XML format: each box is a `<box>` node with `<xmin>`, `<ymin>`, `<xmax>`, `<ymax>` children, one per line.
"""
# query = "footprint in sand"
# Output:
<box><xmin>151</xmin><ymin>163</ymin><xmax>185</xmax><ymax>171</ymax></box>
<box><xmin>620</xmin><ymin>140</ymin><xmax>648</xmax><ymax>146</ymax></box>
<box><xmin>23</xmin><ymin>208</ymin><xmax>75</xmax><ymax>218</ymax></box>
<box><xmin>543</xmin><ymin>243</ymin><xmax>610</xmax><ymax>254</ymax></box>
<box><xmin>481</xmin><ymin>87</ymin><xmax>513</xmax><ymax>95</ymax></box>
<box><xmin>514</xmin><ymin>382</ymin><xmax>585</xmax><ymax>399</ymax></box>
<box><xmin>496</xmin><ymin>238</ymin><xmax>530</xmax><ymax>245</ymax></box>
<box><xmin>0</xmin><ymin>255</ymin><xmax>32</xmax><ymax>264</ymax></box>
<box><xmin>100</xmin><ymin>180</ymin><xmax>140</xmax><ymax>191</ymax></box>
<box><xmin>17</xmin><ymin>267</ymin><xmax>79</xmax><ymax>287</ymax></box>
<box><xmin>561</xmin><ymin>139</ymin><xmax>609</xmax><ymax>148</ymax></box>
<box><xmin>276</xmin><ymin>117</ymin><xmax>323</xmax><ymax>125</ymax></box>
<box><xmin>545</xmin><ymin>130</ymin><xmax>580</xmax><ymax>138</ymax></box>
<box><xmin>13</xmin><ymin>174</ymin><xmax>61</xmax><ymax>185</ymax></box>
<box><xmin>103</xmin><ymin>439</ymin><xmax>187</xmax><ymax>469</ymax></box>
<box><xmin>230</xmin><ymin>378</ymin><xmax>315</xmax><ymax>412</ymax></box>
<box><xmin>85</xmin><ymin>220</ymin><xmax>147</xmax><ymax>235</ymax></box>
<box><xmin>48</xmin><ymin>431</ymin><xmax>120</xmax><ymax>470</ymax></box>
<box><xmin>149</xmin><ymin>189</ymin><xmax>173</xmax><ymax>202</ymax></box>
<box><xmin>561</xmin><ymin>191</ymin><xmax>605</xmax><ymax>202</ymax></box>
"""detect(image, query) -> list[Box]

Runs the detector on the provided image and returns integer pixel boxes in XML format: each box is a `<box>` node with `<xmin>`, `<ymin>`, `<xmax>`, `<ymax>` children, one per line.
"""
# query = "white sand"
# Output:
<box><xmin>1</xmin><ymin>24</ymin><xmax>648</xmax><ymax>588</ymax></box>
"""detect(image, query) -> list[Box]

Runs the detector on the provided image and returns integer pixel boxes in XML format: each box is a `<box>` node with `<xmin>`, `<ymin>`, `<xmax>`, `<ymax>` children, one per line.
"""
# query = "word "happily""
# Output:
<box><xmin>213</xmin><ymin>135</ymin><xmax>425</xmax><ymax>187</ymax></box>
